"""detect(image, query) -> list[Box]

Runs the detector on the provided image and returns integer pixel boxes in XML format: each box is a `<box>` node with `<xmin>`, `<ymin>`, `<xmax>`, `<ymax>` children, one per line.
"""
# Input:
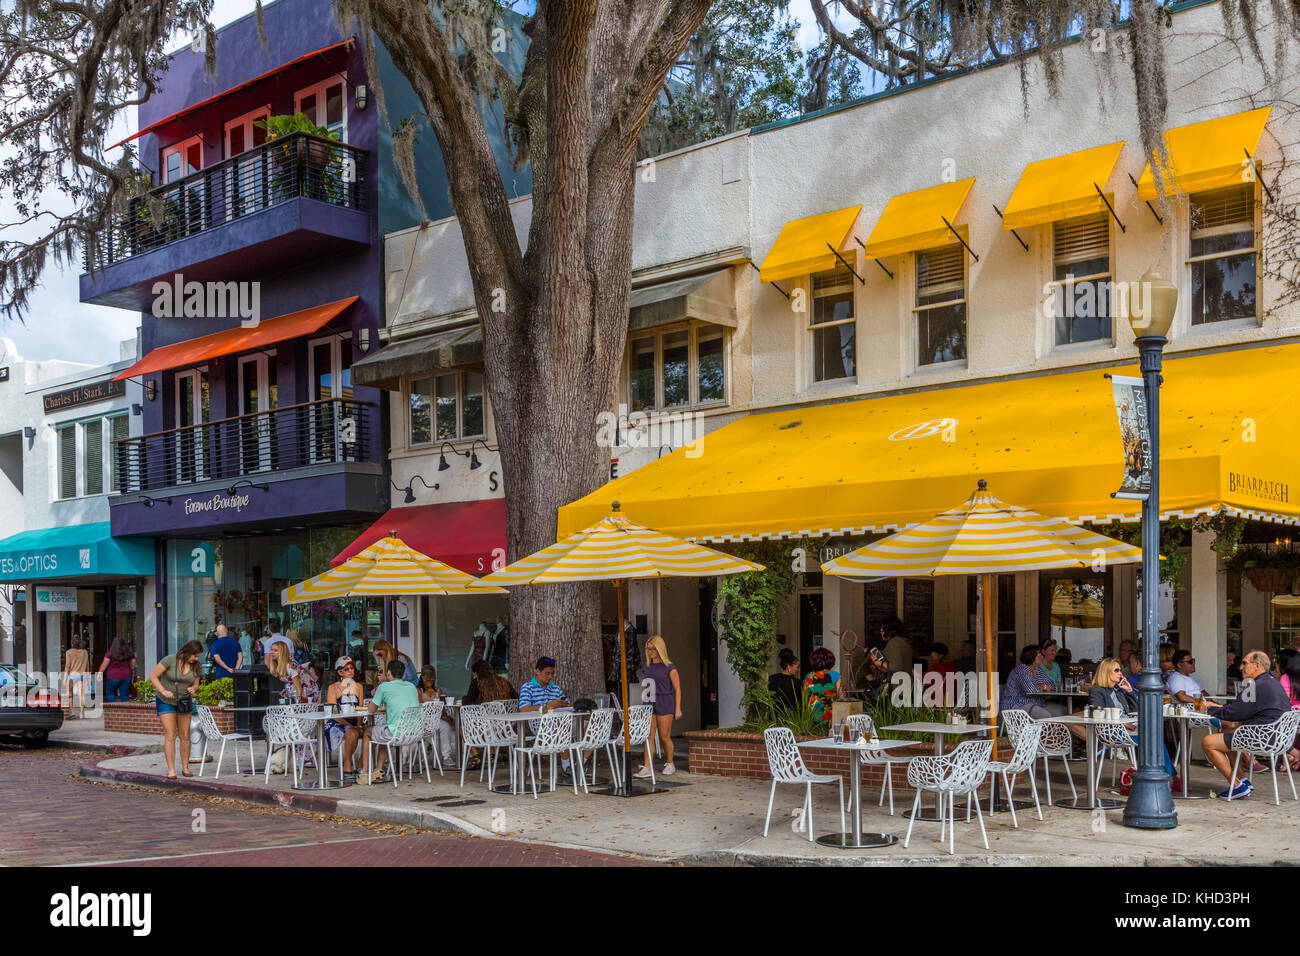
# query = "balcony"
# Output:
<box><xmin>108</xmin><ymin>398</ymin><xmax>387</xmax><ymax>537</ymax></box>
<box><xmin>81</xmin><ymin>133</ymin><xmax>371</xmax><ymax>309</ymax></box>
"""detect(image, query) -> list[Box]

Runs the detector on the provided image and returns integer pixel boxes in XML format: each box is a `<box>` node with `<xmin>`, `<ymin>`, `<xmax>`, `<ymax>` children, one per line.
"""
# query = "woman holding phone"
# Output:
<box><xmin>150</xmin><ymin>640</ymin><xmax>203</xmax><ymax>778</ymax></box>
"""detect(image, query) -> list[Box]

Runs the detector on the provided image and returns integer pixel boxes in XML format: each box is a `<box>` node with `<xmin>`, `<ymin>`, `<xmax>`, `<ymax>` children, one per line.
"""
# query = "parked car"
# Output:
<box><xmin>0</xmin><ymin>663</ymin><xmax>62</xmax><ymax>747</ymax></box>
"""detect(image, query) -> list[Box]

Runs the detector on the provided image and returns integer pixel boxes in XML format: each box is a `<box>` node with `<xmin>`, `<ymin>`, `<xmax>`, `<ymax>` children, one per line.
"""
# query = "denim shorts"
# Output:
<box><xmin>155</xmin><ymin>699</ymin><xmax>179</xmax><ymax>716</ymax></box>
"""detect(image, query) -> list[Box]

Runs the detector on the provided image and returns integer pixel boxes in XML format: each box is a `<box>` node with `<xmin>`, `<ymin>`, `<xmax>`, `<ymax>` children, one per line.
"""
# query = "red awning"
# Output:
<box><xmin>114</xmin><ymin>296</ymin><xmax>357</xmax><ymax>381</ymax></box>
<box><xmin>109</xmin><ymin>39</ymin><xmax>354</xmax><ymax>150</ymax></box>
<box><xmin>332</xmin><ymin>499</ymin><xmax>507</xmax><ymax>576</ymax></box>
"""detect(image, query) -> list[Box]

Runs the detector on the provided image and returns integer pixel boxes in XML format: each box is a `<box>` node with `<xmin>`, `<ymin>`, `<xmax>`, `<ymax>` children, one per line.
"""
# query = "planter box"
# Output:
<box><xmin>102</xmin><ymin>701</ymin><xmax>236</xmax><ymax>736</ymax></box>
<box><xmin>684</xmin><ymin>729</ymin><xmax>1010</xmax><ymax>785</ymax></box>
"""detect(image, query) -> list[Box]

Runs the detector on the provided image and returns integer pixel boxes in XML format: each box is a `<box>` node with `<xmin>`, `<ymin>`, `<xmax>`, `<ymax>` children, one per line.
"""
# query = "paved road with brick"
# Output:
<box><xmin>0</xmin><ymin>746</ymin><xmax>659</xmax><ymax>867</ymax></box>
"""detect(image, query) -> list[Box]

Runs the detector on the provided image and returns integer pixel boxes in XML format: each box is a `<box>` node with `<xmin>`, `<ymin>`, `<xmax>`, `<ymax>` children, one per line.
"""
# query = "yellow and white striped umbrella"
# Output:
<box><xmin>822</xmin><ymin>480</ymin><xmax>1143</xmax><ymax>579</ymax></box>
<box><xmin>1271</xmin><ymin>594</ymin><xmax>1300</xmax><ymax>608</ymax></box>
<box><xmin>281</xmin><ymin>535</ymin><xmax>505</xmax><ymax>604</ymax></box>
<box><xmin>1050</xmin><ymin>590</ymin><xmax>1106</xmax><ymax>627</ymax></box>
<box><xmin>472</xmin><ymin>503</ymin><xmax>764</xmax><ymax>587</ymax></box>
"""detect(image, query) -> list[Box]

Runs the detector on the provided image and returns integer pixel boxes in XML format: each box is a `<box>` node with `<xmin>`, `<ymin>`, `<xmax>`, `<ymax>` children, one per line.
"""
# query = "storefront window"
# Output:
<box><xmin>165</xmin><ymin>525</ymin><xmax>378</xmax><ymax>674</ymax></box>
<box><xmin>423</xmin><ymin>592</ymin><xmax>509</xmax><ymax>697</ymax></box>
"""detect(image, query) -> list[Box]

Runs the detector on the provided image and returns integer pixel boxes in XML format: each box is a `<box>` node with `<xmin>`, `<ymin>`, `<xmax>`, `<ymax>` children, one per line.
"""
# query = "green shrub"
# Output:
<box><xmin>196</xmin><ymin>677</ymin><xmax>234</xmax><ymax>706</ymax></box>
<box><xmin>132</xmin><ymin>678</ymin><xmax>155</xmax><ymax>702</ymax></box>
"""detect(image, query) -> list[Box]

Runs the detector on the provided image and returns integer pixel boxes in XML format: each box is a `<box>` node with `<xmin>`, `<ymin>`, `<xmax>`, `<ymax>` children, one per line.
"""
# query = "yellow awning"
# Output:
<box><xmin>758</xmin><ymin>205</ymin><xmax>862</xmax><ymax>283</ymax></box>
<box><xmin>1001</xmin><ymin>142</ymin><xmax>1124</xmax><ymax>230</ymax></box>
<box><xmin>1137</xmin><ymin>106</ymin><xmax>1271</xmax><ymax>199</ymax></box>
<box><xmin>558</xmin><ymin>342</ymin><xmax>1300</xmax><ymax>541</ymax></box>
<box><xmin>861</xmin><ymin>178</ymin><xmax>975</xmax><ymax>259</ymax></box>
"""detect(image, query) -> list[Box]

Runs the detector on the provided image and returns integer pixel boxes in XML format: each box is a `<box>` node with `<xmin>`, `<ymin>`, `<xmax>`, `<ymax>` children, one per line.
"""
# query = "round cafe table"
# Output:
<box><xmin>796</xmin><ymin>737</ymin><xmax>912</xmax><ymax>848</ymax></box>
<box><xmin>881</xmin><ymin>721</ymin><xmax>998</xmax><ymax>821</ymax></box>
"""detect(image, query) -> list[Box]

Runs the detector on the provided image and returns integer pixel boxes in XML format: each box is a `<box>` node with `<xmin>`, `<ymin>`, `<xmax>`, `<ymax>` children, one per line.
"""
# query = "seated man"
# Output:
<box><xmin>1167</xmin><ymin>649</ymin><xmax>1207</xmax><ymax>705</ymax></box>
<box><xmin>518</xmin><ymin>655</ymin><xmax>575</xmax><ymax>780</ymax></box>
<box><xmin>1201</xmin><ymin>650</ymin><xmax>1291</xmax><ymax>799</ymax></box>
<box><xmin>357</xmin><ymin>659</ymin><xmax>420</xmax><ymax>785</ymax></box>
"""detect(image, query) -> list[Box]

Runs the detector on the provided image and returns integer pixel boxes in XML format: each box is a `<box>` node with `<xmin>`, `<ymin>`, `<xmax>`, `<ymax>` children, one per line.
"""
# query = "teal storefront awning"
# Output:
<box><xmin>0</xmin><ymin>522</ymin><xmax>153</xmax><ymax>582</ymax></box>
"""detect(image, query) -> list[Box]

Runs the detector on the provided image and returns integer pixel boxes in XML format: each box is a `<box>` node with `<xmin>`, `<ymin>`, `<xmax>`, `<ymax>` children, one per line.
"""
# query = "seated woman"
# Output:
<box><xmin>1278</xmin><ymin>648</ymin><xmax>1300</xmax><ymax>771</ymax></box>
<box><xmin>767</xmin><ymin>648</ymin><xmax>801</xmax><ymax>713</ymax></box>
<box><xmin>462</xmin><ymin>660</ymin><xmax>517</xmax><ymax>770</ymax></box>
<box><xmin>1089</xmin><ymin>657</ymin><xmax>1176</xmax><ymax>778</ymax></box>
<box><xmin>417</xmin><ymin>665</ymin><xmax>457</xmax><ymax>767</ymax></box>
<box><xmin>325</xmin><ymin>656</ymin><xmax>365</xmax><ymax>780</ymax></box>
<box><xmin>803</xmin><ymin>647</ymin><xmax>841</xmax><ymax>728</ymax></box>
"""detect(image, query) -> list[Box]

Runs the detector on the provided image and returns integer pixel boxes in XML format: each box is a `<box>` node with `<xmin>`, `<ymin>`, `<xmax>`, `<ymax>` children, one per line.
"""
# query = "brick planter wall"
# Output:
<box><xmin>685</xmin><ymin>729</ymin><xmax>1010</xmax><ymax>786</ymax></box>
<box><xmin>102</xmin><ymin>701</ymin><xmax>236</xmax><ymax>736</ymax></box>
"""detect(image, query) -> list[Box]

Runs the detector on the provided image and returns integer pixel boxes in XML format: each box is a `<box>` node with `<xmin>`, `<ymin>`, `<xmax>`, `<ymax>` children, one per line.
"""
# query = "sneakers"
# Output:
<box><xmin>662</xmin><ymin>762</ymin><xmax>676</xmax><ymax>775</ymax></box>
<box><xmin>1218</xmin><ymin>779</ymin><xmax>1253</xmax><ymax>799</ymax></box>
<box><xmin>633</xmin><ymin>764</ymin><xmax>653</xmax><ymax>779</ymax></box>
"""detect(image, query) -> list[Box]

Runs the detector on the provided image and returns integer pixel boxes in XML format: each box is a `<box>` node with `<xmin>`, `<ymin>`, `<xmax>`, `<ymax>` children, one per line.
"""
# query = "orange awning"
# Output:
<box><xmin>108</xmin><ymin>39</ymin><xmax>353</xmax><ymax>150</ymax></box>
<box><xmin>114</xmin><ymin>296</ymin><xmax>358</xmax><ymax>381</ymax></box>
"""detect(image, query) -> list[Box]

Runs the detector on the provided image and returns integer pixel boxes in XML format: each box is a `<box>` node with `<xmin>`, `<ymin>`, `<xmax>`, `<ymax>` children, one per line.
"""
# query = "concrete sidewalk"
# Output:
<box><xmin>79</xmin><ymin>741</ymin><xmax>1300</xmax><ymax>866</ymax></box>
<box><xmin>49</xmin><ymin>715</ymin><xmax>160</xmax><ymax>755</ymax></box>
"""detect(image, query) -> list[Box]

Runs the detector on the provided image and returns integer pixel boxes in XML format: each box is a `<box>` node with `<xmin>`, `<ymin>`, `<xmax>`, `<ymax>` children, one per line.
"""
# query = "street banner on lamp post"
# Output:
<box><xmin>1110</xmin><ymin>375</ymin><xmax>1151</xmax><ymax>500</ymax></box>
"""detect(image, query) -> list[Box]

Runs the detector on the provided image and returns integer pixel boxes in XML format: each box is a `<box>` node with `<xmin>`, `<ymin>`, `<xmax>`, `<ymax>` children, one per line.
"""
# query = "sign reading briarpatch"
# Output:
<box><xmin>1110</xmin><ymin>375</ymin><xmax>1151</xmax><ymax>500</ymax></box>
<box><xmin>1227</xmin><ymin>472</ymin><xmax>1290</xmax><ymax>503</ymax></box>
<box><xmin>42</xmin><ymin>378</ymin><xmax>125</xmax><ymax>413</ymax></box>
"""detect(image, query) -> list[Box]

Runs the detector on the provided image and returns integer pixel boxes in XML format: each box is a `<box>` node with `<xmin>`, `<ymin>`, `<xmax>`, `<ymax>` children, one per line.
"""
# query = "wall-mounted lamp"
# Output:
<box><xmin>392</xmin><ymin>474</ymin><xmax>439</xmax><ymax>503</ymax></box>
<box><xmin>467</xmin><ymin>439</ymin><xmax>491</xmax><ymax>470</ymax></box>
<box><xmin>144</xmin><ymin>380</ymin><xmax>158</xmax><ymax>402</ymax></box>
<box><xmin>356</xmin><ymin>84</ymin><xmax>368</xmax><ymax>110</ymax></box>
<box><xmin>131</xmin><ymin>404</ymin><xmax>143</xmax><ymax>416</ymax></box>
<box><xmin>139</xmin><ymin>494</ymin><xmax>172</xmax><ymax>508</ymax></box>
<box><xmin>437</xmin><ymin>441</ymin><xmax>459</xmax><ymax>471</ymax></box>
<box><xmin>226</xmin><ymin>480</ymin><xmax>269</xmax><ymax>496</ymax></box>
<box><xmin>358</xmin><ymin>327</ymin><xmax>371</xmax><ymax>352</ymax></box>
<box><xmin>23</xmin><ymin>426</ymin><xmax>35</xmax><ymax>439</ymax></box>
<box><xmin>658</xmin><ymin>444</ymin><xmax>673</xmax><ymax>459</ymax></box>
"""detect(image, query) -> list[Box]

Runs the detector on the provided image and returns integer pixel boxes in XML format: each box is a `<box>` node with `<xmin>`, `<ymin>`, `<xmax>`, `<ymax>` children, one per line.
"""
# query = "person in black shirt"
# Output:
<box><xmin>768</xmin><ymin>648</ymin><xmax>801</xmax><ymax>713</ymax></box>
<box><xmin>1202</xmin><ymin>649</ymin><xmax>1293</xmax><ymax>798</ymax></box>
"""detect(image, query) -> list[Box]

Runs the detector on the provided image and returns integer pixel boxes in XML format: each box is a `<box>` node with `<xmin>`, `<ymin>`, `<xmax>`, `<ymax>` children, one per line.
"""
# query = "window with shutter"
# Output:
<box><xmin>914</xmin><ymin>245</ymin><xmax>966</xmax><ymax>366</ymax></box>
<box><xmin>810</xmin><ymin>264</ymin><xmax>856</xmax><ymax>382</ymax></box>
<box><xmin>1052</xmin><ymin>212</ymin><xmax>1112</xmax><ymax>345</ymax></box>
<box><xmin>83</xmin><ymin>420</ymin><xmax>103</xmax><ymax>496</ymax></box>
<box><xmin>58</xmin><ymin>426</ymin><xmax>77</xmax><ymax>499</ymax></box>
<box><xmin>1189</xmin><ymin>183</ymin><xmax>1257</xmax><ymax>325</ymax></box>
<box><xmin>109</xmin><ymin>415</ymin><xmax>129</xmax><ymax>492</ymax></box>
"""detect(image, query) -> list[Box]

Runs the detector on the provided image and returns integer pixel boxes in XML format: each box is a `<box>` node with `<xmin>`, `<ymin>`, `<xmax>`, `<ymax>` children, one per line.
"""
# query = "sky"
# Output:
<box><xmin>1</xmin><ymin>0</ymin><xmax>828</xmax><ymax>368</ymax></box>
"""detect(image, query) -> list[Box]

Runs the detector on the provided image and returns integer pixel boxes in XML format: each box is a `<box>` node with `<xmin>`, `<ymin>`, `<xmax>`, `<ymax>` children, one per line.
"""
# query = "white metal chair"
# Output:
<box><xmin>985</xmin><ymin>721</ymin><xmax>1044</xmax><ymax>827</ymax></box>
<box><xmin>418</xmin><ymin>700</ymin><xmax>446</xmax><ymax>776</ymax></box>
<box><xmin>368</xmin><ymin>705</ymin><xmax>429</xmax><ymax>788</ymax></box>
<box><xmin>903</xmin><ymin>739</ymin><xmax>994</xmax><ymax>855</ymax></box>
<box><xmin>568</xmin><ymin>708</ymin><xmax>618</xmax><ymax>792</ymax></box>
<box><xmin>515</xmin><ymin>712</ymin><xmax>576</xmax><ymax>798</ymax></box>
<box><xmin>262</xmin><ymin>712</ymin><xmax>319</xmax><ymax>786</ymax></box>
<box><xmin>194</xmin><ymin>704</ymin><xmax>256</xmax><ymax>778</ymax></box>
<box><xmin>1228</xmin><ymin>710</ymin><xmax>1300</xmax><ymax>805</ymax></box>
<box><xmin>609</xmin><ymin>704</ymin><xmax>654</xmax><ymax>786</ymax></box>
<box><xmin>483</xmin><ymin>699</ymin><xmax>507</xmax><ymax>715</ymax></box>
<box><xmin>1013</xmin><ymin>713</ymin><xmax>1076</xmax><ymax>806</ymax></box>
<box><xmin>458</xmin><ymin>705</ymin><xmax>515</xmax><ymax>789</ymax></box>
<box><xmin>1094</xmin><ymin>722</ymin><xmax>1138</xmax><ymax>789</ymax></box>
<box><xmin>761</xmin><ymin>727</ymin><xmax>845</xmax><ymax>843</ymax></box>
<box><xmin>843</xmin><ymin>713</ymin><xmax>913</xmax><ymax>815</ymax></box>
<box><xmin>500</xmin><ymin>698</ymin><xmax>520</xmax><ymax>714</ymax></box>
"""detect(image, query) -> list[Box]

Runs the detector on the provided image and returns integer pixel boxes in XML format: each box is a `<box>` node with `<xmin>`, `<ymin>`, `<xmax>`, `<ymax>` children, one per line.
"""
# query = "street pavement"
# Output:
<box><xmin>0</xmin><ymin>746</ymin><xmax>656</xmax><ymax>867</ymax></box>
<box><xmin>70</xmin><ymin>733</ymin><xmax>1300</xmax><ymax>865</ymax></box>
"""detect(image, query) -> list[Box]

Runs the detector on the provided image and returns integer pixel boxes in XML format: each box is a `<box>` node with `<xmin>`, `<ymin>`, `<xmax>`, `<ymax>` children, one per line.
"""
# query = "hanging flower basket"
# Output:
<box><xmin>1244</xmin><ymin>566</ymin><xmax>1296</xmax><ymax>594</ymax></box>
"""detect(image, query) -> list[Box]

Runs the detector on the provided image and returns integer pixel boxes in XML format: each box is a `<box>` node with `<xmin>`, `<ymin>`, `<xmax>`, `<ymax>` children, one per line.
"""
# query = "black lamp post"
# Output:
<box><xmin>1123</xmin><ymin>269</ymin><xmax>1179</xmax><ymax>831</ymax></box>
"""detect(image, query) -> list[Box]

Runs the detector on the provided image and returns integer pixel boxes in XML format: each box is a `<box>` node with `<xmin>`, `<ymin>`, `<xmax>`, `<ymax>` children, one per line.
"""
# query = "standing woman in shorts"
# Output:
<box><xmin>150</xmin><ymin>640</ymin><xmax>203</xmax><ymax>778</ymax></box>
<box><xmin>636</xmin><ymin>635</ymin><xmax>682</xmax><ymax>778</ymax></box>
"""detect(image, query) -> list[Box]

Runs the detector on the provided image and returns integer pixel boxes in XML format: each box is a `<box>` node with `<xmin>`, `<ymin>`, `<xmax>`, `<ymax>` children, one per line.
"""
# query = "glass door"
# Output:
<box><xmin>308</xmin><ymin>335</ymin><xmax>354</xmax><ymax>463</ymax></box>
<box><xmin>175</xmin><ymin>369</ymin><xmax>209</xmax><ymax>483</ymax></box>
<box><xmin>224</xmin><ymin>108</ymin><xmax>269</xmax><ymax>220</ymax></box>
<box><xmin>161</xmin><ymin>136</ymin><xmax>205</xmax><ymax>235</ymax></box>
<box><xmin>1040</xmin><ymin>569</ymin><xmax>1111</xmax><ymax>667</ymax></box>
<box><xmin>238</xmin><ymin>355</ymin><xmax>277</xmax><ymax>473</ymax></box>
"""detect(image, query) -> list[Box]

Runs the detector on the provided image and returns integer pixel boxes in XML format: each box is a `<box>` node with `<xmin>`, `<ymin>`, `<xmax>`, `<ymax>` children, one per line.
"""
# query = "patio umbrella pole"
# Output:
<box><xmin>617</xmin><ymin>577</ymin><xmax>633</xmax><ymax>795</ymax></box>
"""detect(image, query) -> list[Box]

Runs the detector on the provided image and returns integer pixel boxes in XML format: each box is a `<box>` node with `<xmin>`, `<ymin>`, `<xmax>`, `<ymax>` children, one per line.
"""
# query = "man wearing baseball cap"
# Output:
<box><xmin>325</xmin><ymin>656</ymin><xmax>366</xmax><ymax>781</ymax></box>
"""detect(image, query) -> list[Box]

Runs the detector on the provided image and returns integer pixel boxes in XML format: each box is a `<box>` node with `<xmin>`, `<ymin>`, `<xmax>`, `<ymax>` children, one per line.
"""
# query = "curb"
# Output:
<box><xmin>79</xmin><ymin>757</ymin><xmax>481</xmax><ymax>835</ymax></box>
<box><xmin>49</xmin><ymin>738</ymin><xmax>161</xmax><ymax>756</ymax></box>
<box><xmin>682</xmin><ymin>848</ymin><xmax>1297</xmax><ymax>867</ymax></box>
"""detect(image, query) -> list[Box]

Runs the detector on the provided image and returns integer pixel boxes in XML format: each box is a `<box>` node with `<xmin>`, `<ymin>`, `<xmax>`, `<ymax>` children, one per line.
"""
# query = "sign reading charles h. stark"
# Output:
<box><xmin>42</xmin><ymin>378</ymin><xmax>126</xmax><ymax>413</ymax></box>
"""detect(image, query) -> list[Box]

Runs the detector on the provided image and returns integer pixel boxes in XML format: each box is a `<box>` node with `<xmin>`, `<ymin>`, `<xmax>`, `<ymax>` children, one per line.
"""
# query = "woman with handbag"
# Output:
<box><xmin>150</xmin><ymin>640</ymin><xmax>203</xmax><ymax>778</ymax></box>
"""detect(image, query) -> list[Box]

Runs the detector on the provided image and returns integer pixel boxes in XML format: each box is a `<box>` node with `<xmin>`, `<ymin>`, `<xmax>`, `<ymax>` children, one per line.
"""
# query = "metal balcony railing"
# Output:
<box><xmin>84</xmin><ymin>132</ymin><xmax>368</xmax><ymax>271</ymax></box>
<box><xmin>112</xmin><ymin>398</ymin><xmax>375</xmax><ymax>494</ymax></box>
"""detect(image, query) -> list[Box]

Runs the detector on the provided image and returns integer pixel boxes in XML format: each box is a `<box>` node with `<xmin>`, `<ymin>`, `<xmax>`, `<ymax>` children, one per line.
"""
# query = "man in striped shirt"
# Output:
<box><xmin>519</xmin><ymin>656</ymin><xmax>574</xmax><ymax>780</ymax></box>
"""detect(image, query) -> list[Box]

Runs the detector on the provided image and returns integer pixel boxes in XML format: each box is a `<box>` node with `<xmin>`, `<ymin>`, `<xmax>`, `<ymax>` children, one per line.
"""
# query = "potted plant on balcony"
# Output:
<box><xmin>256</xmin><ymin>114</ymin><xmax>344</xmax><ymax>205</ymax></box>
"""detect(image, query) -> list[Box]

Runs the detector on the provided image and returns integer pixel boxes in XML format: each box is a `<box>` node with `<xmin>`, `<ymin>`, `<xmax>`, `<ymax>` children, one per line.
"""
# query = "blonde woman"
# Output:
<box><xmin>267</xmin><ymin>642</ymin><xmax>302</xmax><ymax>701</ymax></box>
<box><xmin>635</xmin><ymin>636</ymin><xmax>682</xmax><ymax>778</ymax></box>
<box><xmin>1089</xmin><ymin>656</ymin><xmax>1177</xmax><ymax>778</ymax></box>
<box><xmin>372</xmin><ymin>639</ymin><xmax>417</xmax><ymax>685</ymax></box>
